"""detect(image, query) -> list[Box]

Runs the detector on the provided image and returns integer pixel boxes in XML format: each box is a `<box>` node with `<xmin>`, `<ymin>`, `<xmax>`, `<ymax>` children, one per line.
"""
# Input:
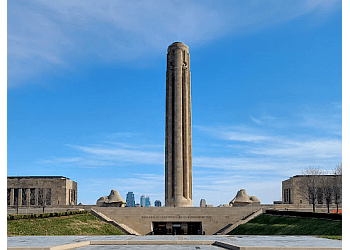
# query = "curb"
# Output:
<box><xmin>8</xmin><ymin>240</ymin><xmax>342</xmax><ymax>250</ymax></box>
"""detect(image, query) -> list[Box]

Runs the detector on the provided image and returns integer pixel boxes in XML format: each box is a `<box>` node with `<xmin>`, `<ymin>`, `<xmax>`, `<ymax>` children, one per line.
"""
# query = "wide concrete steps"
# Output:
<box><xmin>90</xmin><ymin>208</ymin><xmax>141</xmax><ymax>235</ymax></box>
<box><xmin>215</xmin><ymin>208</ymin><xmax>263</xmax><ymax>235</ymax></box>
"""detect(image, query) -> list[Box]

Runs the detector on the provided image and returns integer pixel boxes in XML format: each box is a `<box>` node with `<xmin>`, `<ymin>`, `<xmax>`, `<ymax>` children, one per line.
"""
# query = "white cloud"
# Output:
<box><xmin>195</xmin><ymin>105</ymin><xmax>342</xmax><ymax>172</ymax></box>
<box><xmin>8</xmin><ymin>0</ymin><xmax>341</xmax><ymax>87</ymax></box>
<box><xmin>297</xmin><ymin>105</ymin><xmax>342</xmax><ymax>136</ymax></box>
<box><xmin>193</xmin><ymin>156</ymin><xmax>277</xmax><ymax>171</ymax></box>
<box><xmin>8</xmin><ymin>5</ymin><xmax>70</xmax><ymax>87</ymax></box>
<box><xmin>70</xmin><ymin>145</ymin><xmax>164</xmax><ymax>165</ymax></box>
<box><xmin>196</xmin><ymin>125</ymin><xmax>272</xmax><ymax>142</ymax></box>
<box><xmin>250</xmin><ymin>116</ymin><xmax>262</xmax><ymax>124</ymax></box>
<box><xmin>37</xmin><ymin>142</ymin><xmax>164</xmax><ymax>168</ymax></box>
<box><xmin>222</xmin><ymin>132</ymin><xmax>270</xmax><ymax>142</ymax></box>
<box><xmin>249</xmin><ymin>138</ymin><xmax>342</xmax><ymax>159</ymax></box>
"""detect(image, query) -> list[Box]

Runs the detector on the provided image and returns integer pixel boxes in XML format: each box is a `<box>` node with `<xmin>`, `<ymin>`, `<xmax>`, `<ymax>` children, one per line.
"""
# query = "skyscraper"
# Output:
<box><xmin>126</xmin><ymin>191</ymin><xmax>135</xmax><ymax>207</ymax></box>
<box><xmin>154</xmin><ymin>200</ymin><xmax>162</xmax><ymax>207</ymax></box>
<box><xmin>140</xmin><ymin>195</ymin><xmax>151</xmax><ymax>207</ymax></box>
<box><xmin>146</xmin><ymin>197</ymin><xmax>151</xmax><ymax>207</ymax></box>
<box><xmin>165</xmin><ymin>42</ymin><xmax>193</xmax><ymax>207</ymax></box>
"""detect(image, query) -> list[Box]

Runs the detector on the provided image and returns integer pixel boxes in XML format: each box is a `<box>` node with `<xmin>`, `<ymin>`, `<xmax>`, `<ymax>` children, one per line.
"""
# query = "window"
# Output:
<box><xmin>334</xmin><ymin>187</ymin><xmax>341</xmax><ymax>204</ymax></box>
<box><xmin>283</xmin><ymin>189</ymin><xmax>287</xmax><ymax>203</ymax></box>
<box><xmin>308</xmin><ymin>187</ymin><xmax>313</xmax><ymax>204</ymax></box>
<box><xmin>283</xmin><ymin>188</ymin><xmax>291</xmax><ymax>204</ymax></box>
<box><xmin>46</xmin><ymin>188</ymin><xmax>51</xmax><ymax>205</ymax></box>
<box><xmin>30</xmin><ymin>188</ymin><xmax>35</xmax><ymax>205</ymax></box>
<box><xmin>288</xmin><ymin>188</ymin><xmax>292</xmax><ymax>204</ymax></box>
<box><xmin>7</xmin><ymin>189</ymin><xmax>11</xmax><ymax>205</ymax></box>
<box><xmin>317</xmin><ymin>188</ymin><xmax>323</xmax><ymax>204</ymax></box>
<box><xmin>38</xmin><ymin>188</ymin><xmax>43</xmax><ymax>206</ymax></box>
<box><xmin>69</xmin><ymin>189</ymin><xmax>76</xmax><ymax>204</ymax></box>
<box><xmin>14</xmin><ymin>189</ymin><xmax>19</xmax><ymax>206</ymax></box>
<box><xmin>22</xmin><ymin>188</ymin><xmax>28</xmax><ymax>206</ymax></box>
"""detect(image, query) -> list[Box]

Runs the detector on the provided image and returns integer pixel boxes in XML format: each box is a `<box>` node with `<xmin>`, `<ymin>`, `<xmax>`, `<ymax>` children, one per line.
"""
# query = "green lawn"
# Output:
<box><xmin>318</xmin><ymin>236</ymin><xmax>342</xmax><ymax>240</ymax></box>
<box><xmin>7</xmin><ymin>213</ymin><xmax>126</xmax><ymax>236</ymax></box>
<box><xmin>228</xmin><ymin>214</ymin><xmax>341</xmax><ymax>238</ymax></box>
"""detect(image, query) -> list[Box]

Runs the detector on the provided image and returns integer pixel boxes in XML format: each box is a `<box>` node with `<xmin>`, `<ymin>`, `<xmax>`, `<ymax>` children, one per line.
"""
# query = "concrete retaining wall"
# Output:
<box><xmin>93</xmin><ymin>206</ymin><xmax>263</xmax><ymax>235</ymax></box>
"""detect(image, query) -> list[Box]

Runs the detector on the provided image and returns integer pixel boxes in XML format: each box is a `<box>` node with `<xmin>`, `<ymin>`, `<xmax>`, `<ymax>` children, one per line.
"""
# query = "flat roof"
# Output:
<box><xmin>7</xmin><ymin>176</ymin><xmax>70</xmax><ymax>180</ymax></box>
<box><xmin>292</xmin><ymin>174</ymin><xmax>339</xmax><ymax>178</ymax></box>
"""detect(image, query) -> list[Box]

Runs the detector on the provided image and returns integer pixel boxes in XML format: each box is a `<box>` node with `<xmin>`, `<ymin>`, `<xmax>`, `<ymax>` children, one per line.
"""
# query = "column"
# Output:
<box><xmin>18</xmin><ymin>189</ymin><xmax>22</xmax><ymax>207</ymax></box>
<box><xmin>10</xmin><ymin>188</ymin><xmax>14</xmax><ymax>206</ymax></box>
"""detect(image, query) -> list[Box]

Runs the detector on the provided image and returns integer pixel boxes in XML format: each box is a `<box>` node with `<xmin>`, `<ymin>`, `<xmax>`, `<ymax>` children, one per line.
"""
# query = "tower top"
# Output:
<box><xmin>168</xmin><ymin>42</ymin><xmax>189</xmax><ymax>52</ymax></box>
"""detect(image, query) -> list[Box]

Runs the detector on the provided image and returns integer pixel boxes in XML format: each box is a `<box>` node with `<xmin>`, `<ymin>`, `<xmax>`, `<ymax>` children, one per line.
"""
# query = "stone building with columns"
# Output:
<box><xmin>7</xmin><ymin>176</ymin><xmax>77</xmax><ymax>207</ymax></box>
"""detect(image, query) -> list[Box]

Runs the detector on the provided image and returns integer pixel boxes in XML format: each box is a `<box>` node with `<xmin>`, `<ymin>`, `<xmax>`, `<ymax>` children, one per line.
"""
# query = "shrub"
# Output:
<box><xmin>7</xmin><ymin>210</ymin><xmax>89</xmax><ymax>220</ymax></box>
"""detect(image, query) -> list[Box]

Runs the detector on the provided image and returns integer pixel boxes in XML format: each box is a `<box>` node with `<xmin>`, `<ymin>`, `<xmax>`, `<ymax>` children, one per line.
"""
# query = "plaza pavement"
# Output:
<box><xmin>7</xmin><ymin>235</ymin><xmax>341</xmax><ymax>250</ymax></box>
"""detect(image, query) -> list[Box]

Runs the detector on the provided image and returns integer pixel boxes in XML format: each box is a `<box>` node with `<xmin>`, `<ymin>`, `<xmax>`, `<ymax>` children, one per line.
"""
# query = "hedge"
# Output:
<box><xmin>7</xmin><ymin>210</ymin><xmax>89</xmax><ymax>220</ymax></box>
<box><xmin>265</xmin><ymin>209</ymin><xmax>342</xmax><ymax>220</ymax></box>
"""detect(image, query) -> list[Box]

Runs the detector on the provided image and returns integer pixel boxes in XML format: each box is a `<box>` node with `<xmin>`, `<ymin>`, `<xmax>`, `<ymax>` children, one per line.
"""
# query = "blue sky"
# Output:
<box><xmin>7</xmin><ymin>0</ymin><xmax>342</xmax><ymax>206</ymax></box>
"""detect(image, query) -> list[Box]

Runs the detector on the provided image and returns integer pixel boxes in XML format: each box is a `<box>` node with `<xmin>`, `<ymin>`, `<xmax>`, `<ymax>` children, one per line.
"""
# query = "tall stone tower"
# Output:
<box><xmin>165</xmin><ymin>42</ymin><xmax>193</xmax><ymax>207</ymax></box>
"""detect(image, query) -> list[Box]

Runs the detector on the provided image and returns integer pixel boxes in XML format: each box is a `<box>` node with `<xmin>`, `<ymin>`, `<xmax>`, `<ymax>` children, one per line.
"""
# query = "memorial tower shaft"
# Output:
<box><xmin>165</xmin><ymin>42</ymin><xmax>193</xmax><ymax>207</ymax></box>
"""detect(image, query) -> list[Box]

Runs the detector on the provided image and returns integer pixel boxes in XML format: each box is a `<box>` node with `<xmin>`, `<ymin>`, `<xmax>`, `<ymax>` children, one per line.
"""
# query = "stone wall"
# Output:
<box><xmin>93</xmin><ymin>206</ymin><xmax>262</xmax><ymax>235</ymax></box>
<box><xmin>7</xmin><ymin>176</ymin><xmax>77</xmax><ymax>208</ymax></box>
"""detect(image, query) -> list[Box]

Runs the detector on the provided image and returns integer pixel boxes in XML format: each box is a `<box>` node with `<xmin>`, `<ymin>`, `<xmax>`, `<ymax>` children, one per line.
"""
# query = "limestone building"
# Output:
<box><xmin>7</xmin><ymin>176</ymin><xmax>77</xmax><ymax>207</ymax></box>
<box><xmin>165</xmin><ymin>42</ymin><xmax>193</xmax><ymax>207</ymax></box>
<box><xmin>282</xmin><ymin>175</ymin><xmax>342</xmax><ymax>205</ymax></box>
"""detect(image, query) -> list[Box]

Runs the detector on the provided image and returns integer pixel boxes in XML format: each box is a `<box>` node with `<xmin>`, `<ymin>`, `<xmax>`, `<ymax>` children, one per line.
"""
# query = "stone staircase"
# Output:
<box><xmin>90</xmin><ymin>208</ymin><xmax>140</xmax><ymax>235</ymax></box>
<box><xmin>215</xmin><ymin>208</ymin><xmax>264</xmax><ymax>235</ymax></box>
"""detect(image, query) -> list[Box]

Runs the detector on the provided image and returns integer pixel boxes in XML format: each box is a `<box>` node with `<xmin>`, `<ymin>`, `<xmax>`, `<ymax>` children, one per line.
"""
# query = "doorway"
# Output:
<box><xmin>153</xmin><ymin>222</ymin><xmax>202</xmax><ymax>235</ymax></box>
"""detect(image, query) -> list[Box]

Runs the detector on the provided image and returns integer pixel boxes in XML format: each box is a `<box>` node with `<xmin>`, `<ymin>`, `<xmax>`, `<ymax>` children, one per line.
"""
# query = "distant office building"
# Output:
<box><xmin>154</xmin><ymin>200</ymin><xmax>162</xmax><ymax>207</ymax></box>
<box><xmin>7</xmin><ymin>176</ymin><xmax>77</xmax><ymax>207</ymax></box>
<box><xmin>140</xmin><ymin>195</ymin><xmax>151</xmax><ymax>207</ymax></box>
<box><xmin>140</xmin><ymin>195</ymin><xmax>146</xmax><ymax>207</ymax></box>
<box><xmin>200</xmin><ymin>199</ymin><xmax>207</xmax><ymax>207</ymax></box>
<box><xmin>126</xmin><ymin>192</ymin><xmax>135</xmax><ymax>207</ymax></box>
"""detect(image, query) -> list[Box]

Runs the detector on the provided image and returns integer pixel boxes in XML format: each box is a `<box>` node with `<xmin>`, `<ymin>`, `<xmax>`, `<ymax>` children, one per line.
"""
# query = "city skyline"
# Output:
<box><xmin>7</xmin><ymin>1</ymin><xmax>342</xmax><ymax>206</ymax></box>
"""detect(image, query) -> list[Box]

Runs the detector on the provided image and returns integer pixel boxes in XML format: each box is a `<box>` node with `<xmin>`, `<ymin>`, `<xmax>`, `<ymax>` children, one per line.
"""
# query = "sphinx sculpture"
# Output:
<box><xmin>96</xmin><ymin>189</ymin><xmax>126</xmax><ymax>207</ymax></box>
<box><xmin>229</xmin><ymin>189</ymin><xmax>260</xmax><ymax>206</ymax></box>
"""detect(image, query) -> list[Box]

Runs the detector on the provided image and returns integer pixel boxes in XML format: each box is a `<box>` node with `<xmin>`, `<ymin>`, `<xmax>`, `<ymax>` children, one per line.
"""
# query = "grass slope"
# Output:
<box><xmin>7</xmin><ymin>213</ymin><xmax>126</xmax><ymax>236</ymax></box>
<box><xmin>228</xmin><ymin>214</ymin><xmax>341</xmax><ymax>236</ymax></box>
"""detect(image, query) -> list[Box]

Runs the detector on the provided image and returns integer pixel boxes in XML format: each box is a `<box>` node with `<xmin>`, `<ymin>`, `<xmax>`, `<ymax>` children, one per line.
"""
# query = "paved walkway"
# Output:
<box><xmin>7</xmin><ymin>235</ymin><xmax>342</xmax><ymax>249</ymax></box>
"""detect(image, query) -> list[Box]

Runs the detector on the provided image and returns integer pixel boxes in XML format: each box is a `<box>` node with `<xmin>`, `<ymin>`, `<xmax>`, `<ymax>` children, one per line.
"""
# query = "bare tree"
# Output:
<box><xmin>299</xmin><ymin>165</ymin><xmax>342</xmax><ymax>213</ymax></box>
<box><xmin>333</xmin><ymin>164</ymin><xmax>342</xmax><ymax>213</ymax></box>
<box><xmin>323</xmin><ymin>177</ymin><xmax>334</xmax><ymax>213</ymax></box>
<box><xmin>333</xmin><ymin>163</ymin><xmax>342</xmax><ymax>175</ymax></box>
<box><xmin>299</xmin><ymin>167</ymin><xmax>328</xmax><ymax>212</ymax></box>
